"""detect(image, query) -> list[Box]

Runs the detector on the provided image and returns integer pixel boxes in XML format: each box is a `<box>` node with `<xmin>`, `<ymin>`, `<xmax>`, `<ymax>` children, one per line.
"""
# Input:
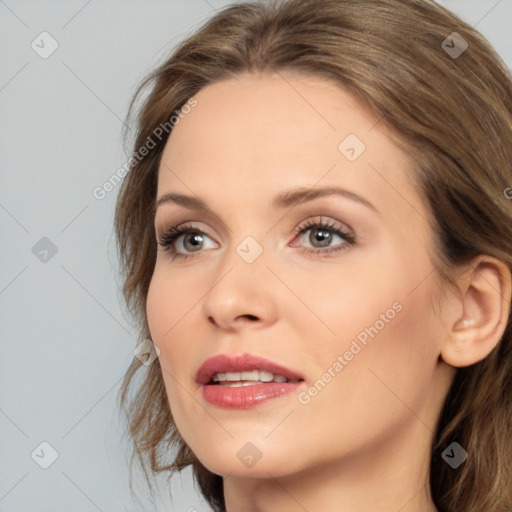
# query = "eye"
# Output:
<box><xmin>291</xmin><ymin>217</ymin><xmax>355</xmax><ymax>256</ymax></box>
<box><xmin>157</xmin><ymin>216</ymin><xmax>356</xmax><ymax>262</ymax></box>
<box><xmin>157</xmin><ymin>223</ymin><xmax>217</xmax><ymax>261</ymax></box>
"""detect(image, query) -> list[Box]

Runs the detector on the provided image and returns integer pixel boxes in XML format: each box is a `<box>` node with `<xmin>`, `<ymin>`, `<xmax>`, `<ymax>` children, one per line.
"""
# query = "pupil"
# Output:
<box><xmin>312</xmin><ymin>229</ymin><xmax>331</xmax><ymax>247</ymax></box>
<box><xmin>185</xmin><ymin>233</ymin><xmax>203</xmax><ymax>251</ymax></box>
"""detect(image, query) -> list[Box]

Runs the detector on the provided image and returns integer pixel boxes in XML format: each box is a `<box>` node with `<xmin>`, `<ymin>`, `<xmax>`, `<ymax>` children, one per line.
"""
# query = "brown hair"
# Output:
<box><xmin>114</xmin><ymin>1</ymin><xmax>512</xmax><ymax>510</ymax></box>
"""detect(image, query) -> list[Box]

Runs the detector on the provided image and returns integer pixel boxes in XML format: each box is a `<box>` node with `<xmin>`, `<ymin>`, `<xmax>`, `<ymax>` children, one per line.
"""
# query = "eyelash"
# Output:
<box><xmin>157</xmin><ymin>218</ymin><xmax>356</xmax><ymax>261</ymax></box>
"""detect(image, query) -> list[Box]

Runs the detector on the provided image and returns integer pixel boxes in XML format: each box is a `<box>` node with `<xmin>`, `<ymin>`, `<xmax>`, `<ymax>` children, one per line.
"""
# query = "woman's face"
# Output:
<box><xmin>147</xmin><ymin>71</ymin><xmax>456</xmax><ymax>479</ymax></box>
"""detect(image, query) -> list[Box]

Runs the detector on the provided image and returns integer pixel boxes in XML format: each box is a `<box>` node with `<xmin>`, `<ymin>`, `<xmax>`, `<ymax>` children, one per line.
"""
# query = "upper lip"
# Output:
<box><xmin>196</xmin><ymin>353</ymin><xmax>305</xmax><ymax>385</ymax></box>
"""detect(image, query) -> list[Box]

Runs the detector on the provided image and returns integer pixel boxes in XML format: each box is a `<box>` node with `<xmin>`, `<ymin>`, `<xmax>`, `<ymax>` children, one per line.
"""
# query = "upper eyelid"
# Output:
<box><xmin>155</xmin><ymin>215</ymin><xmax>347</xmax><ymax>233</ymax></box>
<box><xmin>154</xmin><ymin>205</ymin><xmax>357</xmax><ymax>235</ymax></box>
<box><xmin>154</xmin><ymin>214</ymin><xmax>230</xmax><ymax>238</ymax></box>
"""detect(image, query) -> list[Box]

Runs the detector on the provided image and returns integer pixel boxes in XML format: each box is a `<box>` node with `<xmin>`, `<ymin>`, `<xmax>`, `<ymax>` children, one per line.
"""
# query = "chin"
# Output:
<box><xmin>184</xmin><ymin>435</ymin><xmax>307</xmax><ymax>480</ymax></box>
<box><xmin>196</xmin><ymin>453</ymin><xmax>296</xmax><ymax>479</ymax></box>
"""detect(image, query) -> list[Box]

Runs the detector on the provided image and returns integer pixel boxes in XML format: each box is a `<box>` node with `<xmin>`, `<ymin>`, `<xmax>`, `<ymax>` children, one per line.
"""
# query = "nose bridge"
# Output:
<box><xmin>214</xmin><ymin>232</ymin><xmax>269</xmax><ymax>300</ymax></box>
<box><xmin>200</xmin><ymin>232</ymin><xmax>277</xmax><ymax>329</ymax></box>
<box><xmin>217</xmin><ymin>208</ymin><xmax>269</xmax><ymax>273</ymax></box>
<box><xmin>234</xmin><ymin>233</ymin><xmax>266</xmax><ymax>266</ymax></box>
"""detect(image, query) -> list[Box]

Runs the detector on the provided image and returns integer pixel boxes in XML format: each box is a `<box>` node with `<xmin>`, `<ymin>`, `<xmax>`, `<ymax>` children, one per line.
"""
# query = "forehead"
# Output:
<box><xmin>161</xmin><ymin>71</ymin><xmax>379</xmax><ymax>173</ymax></box>
<box><xmin>157</xmin><ymin>71</ymin><xmax>421</xmax><ymax>222</ymax></box>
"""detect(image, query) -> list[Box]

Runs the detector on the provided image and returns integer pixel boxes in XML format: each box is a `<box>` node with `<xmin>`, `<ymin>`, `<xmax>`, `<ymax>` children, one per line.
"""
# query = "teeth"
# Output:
<box><xmin>211</xmin><ymin>370</ymin><xmax>290</xmax><ymax>384</ymax></box>
<box><xmin>220</xmin><ymin>381</ymin><xmax>258</xmax><ymax>387</ymax></box>
<box><xmin>259</xmin><ymin>370</ymin><xmax>274</xmax><ymax>382</ymax></box>
<box><xmin>241</xmin><ymin>370</ymin><xmax>259</xmax><ymax>381</ymax></box>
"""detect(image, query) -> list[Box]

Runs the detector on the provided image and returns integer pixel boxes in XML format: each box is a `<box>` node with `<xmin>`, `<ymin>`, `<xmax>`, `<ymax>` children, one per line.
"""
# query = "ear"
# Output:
<box><xmin>440</xmin><ymin>256</ymin><xmax>512</xmax><ymax>368</ymax></box>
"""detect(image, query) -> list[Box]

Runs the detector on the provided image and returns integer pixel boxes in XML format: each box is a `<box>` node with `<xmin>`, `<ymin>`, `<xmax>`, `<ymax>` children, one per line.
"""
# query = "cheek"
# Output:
<box><xmin>294</xmin><ymin>288</ymin><xmax>441</xmax><ymax>451</ymax></box>
<box><xmin>146</xmin><ymin>274</ymin><xmax>196</xmax><ymax>422</ymax></box>
<box><xmin>332</xmin><ymin>284</ymin><xmax>440</xmax><ymax>410</ymax></box>
<box><xmin>290</xmin><ymin>264</ymin><xmax>403</xmax><ymax>358</ymax></box>
<box><xmin>146</xmin><ymin>276</ymin><xmax>171</xmax><ymax>352</ymax></box>
<box><xmin>346</xmin><ymin>278</ymin><xmax>440</xmax><ymax>377</ymax></box>
<box><xmin>304</xmin><ymin>253</ymin><xmax>441</xmax><ymax>395</ymax></box>
<box><xmin>145</xmin><ymin>272</ymin><xmax>193</xmax><ymax>381</ymax></box>
<box><xmin>146</xmin><ymin>268</ymin><xmax>194</xmax><ymax>344</ymax></box>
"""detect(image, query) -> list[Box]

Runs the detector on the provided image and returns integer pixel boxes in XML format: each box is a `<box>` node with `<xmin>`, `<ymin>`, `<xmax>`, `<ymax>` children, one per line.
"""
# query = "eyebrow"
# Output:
<box><xmin>154</xmin><ymin>186</ymin><xmax>377</xmax><ymax>214</ymax></box>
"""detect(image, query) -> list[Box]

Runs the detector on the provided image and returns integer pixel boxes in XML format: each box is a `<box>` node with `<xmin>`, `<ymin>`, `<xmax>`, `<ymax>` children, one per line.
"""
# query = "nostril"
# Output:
<box><xmin>208</xmin><ymin>314</ymin><xmax>259</xmax><ymax>327</ymax></box>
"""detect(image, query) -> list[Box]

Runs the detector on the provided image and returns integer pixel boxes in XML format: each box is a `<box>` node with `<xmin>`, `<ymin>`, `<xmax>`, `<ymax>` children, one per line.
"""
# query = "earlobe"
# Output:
<box><xmin>440</xmin><ymin>257</ymin><xmax>512</xmax><ymax>368</ymax></box>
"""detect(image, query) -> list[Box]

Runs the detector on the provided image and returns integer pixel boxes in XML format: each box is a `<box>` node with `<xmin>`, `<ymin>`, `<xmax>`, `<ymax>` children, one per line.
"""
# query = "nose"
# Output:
<box><xmin>201</xmin><ymin>248</ymin><xmax>279</xmax><ymax>332</ymax></box>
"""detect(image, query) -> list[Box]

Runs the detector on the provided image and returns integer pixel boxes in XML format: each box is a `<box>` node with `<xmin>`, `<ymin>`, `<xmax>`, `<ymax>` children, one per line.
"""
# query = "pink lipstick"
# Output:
<box><xmin>196</xmin><ymin>353</ymin><xmax>305</xmax><ymax>409</ymax></box>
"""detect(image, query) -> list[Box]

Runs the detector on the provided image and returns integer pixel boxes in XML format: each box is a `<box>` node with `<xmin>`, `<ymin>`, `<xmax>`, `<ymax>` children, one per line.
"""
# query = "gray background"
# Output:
<box><xmin>1</xmin><ymin>1</ymin><xmax>511</xmax><ymax>511</ymax></box>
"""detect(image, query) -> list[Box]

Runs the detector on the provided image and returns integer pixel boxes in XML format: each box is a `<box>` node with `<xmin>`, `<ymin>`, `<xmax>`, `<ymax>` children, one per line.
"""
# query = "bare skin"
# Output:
<box><xmin>146</xmin><ymin>71</ymin><xmax>511</xmax><ymax>512</ymax></box>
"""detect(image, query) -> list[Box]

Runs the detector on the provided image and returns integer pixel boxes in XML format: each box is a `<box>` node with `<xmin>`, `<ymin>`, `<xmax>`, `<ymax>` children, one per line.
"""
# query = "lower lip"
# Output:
<box><xmin>201</xmin><ymin>381</ymin><xmax>303</xmax><ymax>409</ymax></box>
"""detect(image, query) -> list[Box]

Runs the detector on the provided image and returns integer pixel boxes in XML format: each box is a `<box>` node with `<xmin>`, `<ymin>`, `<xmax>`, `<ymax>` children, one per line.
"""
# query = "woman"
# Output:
<box><xmin>114</xmin><ymin>1</ymin><xmax>512</xmax><ymax>510</ymax></box>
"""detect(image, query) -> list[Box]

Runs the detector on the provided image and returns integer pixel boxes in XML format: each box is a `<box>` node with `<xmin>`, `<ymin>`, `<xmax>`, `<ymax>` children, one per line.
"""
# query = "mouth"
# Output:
<box><xmin>196</xmin><ymin>353</ymin><xmax>305</xmax><ymax>409</ymax></box>
<box><xmin>196</xmin><ymin>353</ymin><xmax>305</xmax><ymax>385</ymax></box>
